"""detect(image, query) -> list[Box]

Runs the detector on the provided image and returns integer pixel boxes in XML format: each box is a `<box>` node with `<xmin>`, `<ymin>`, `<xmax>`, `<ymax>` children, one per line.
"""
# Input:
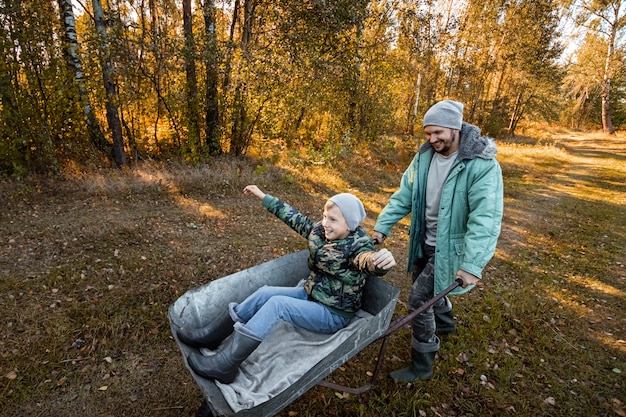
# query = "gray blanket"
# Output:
<box><xmin>200</xmin><ymin>310</ymin><xmax>372</xmax><ymax>412</ymax></box>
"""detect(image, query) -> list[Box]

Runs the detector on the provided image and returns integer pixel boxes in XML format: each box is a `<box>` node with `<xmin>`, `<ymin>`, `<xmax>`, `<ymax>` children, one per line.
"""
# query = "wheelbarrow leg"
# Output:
<box><xmin>195</xmin><ymin>400</ymin><xmax>215</xmax><ymax>417</ymax></box>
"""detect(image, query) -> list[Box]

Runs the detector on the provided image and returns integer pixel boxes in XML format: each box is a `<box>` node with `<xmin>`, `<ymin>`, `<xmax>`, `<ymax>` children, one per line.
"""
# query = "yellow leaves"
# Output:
<box><xmin>334</xmin><ymin>391</ymin><xmax>350</xmax><ymax>399</ymax></box>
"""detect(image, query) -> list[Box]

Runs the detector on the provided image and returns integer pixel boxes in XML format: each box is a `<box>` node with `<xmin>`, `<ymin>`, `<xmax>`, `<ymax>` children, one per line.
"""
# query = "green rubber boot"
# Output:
<box><xmin>390</xmin><ymin>349</ymin><xmax>436</xmax><ymax>383</ymax></box>
<box><xmin>177</xmin><ymin>310</ymin><xmax>235</xmax><ymax>349</ymax></box>
<box><xmin>187</xmin><ymin>329</ymin><xmax>261</xmax><ymax>383</ymax></box>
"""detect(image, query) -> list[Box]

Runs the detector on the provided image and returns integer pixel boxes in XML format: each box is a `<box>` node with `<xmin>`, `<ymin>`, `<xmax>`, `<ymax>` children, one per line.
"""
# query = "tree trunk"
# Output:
<box><xmin>27</xmin><ymin>61</ymin><xmax>62</xmax><ymax>176</ymax></box>
<box><xmin>221</xmin><ymin>0</ymin><xmax>240</xmax><ymax>95</ymax></box>
<box><xmin>58</xmin><ymin>0</ymin><xmax>113</xmax><ymax>161</ymax></box>
<box><xmin>91</xmin><ymin>0</ymin><xmax>127</xmax><ymax>167</ymax></box>
<box><xmin>409</xmin><ymin>73</ymin><xmax>421</xmax><ymax>136</ymax></box>
<box><xmin>0</xmin><ymin>43</ymin><xmax>23</xmax><ymax>160</ymax></box>
<box><xmin>229</xmin><ymin>0</ymin><xmax>257</xmax><ymax>155</ymax></box>
<box><xmin>204</xmin><ymin>0</ymin><xmax>221</xmax><ymax>155</ymax></box>
<box><xmin>183</xmin><ymin>0</ymin><xmax>201</xmax><ymax>158</ymax></box>
<box><xmin>508</xmin><ymin>91</ymin><xmax>522</xmax><ymax>136</ymax></box>
<box><xmin>601</xmin><ymin>20</ymin><xmax>616</xmax><ymax>134</ymax></box>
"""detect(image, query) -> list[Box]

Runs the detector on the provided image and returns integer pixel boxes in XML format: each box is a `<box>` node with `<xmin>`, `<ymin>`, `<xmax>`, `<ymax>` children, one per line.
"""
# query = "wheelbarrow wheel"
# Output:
<box><xmin>195</xmin><ymin>400</ymin><xmax>215</xmax><ymax>417</ymax></box>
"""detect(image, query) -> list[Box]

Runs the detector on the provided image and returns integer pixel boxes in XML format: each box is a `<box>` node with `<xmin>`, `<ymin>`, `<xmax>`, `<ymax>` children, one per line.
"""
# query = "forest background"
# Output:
<box><xmin>1</xmin><ymin>0</ymin><xmax>625</xmax><ymax>175</ymax></box>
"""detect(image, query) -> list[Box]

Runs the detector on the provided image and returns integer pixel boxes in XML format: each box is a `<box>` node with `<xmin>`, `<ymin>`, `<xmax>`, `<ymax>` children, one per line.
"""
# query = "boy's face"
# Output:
<box><xmin>322</xmin><ymin>202</ymin><xmax>351</xmax><ymax>241</ymax></box>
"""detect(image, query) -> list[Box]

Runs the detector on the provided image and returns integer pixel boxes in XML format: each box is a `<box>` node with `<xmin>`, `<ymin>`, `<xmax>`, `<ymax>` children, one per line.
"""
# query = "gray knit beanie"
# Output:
<box><xmin>423</xmin><ymin>100</ymin><xmax>464</xmax><ymax>130</ymax></box>
<box><xmin>328</xmin><ymin>193</ymin><xmax>366</xmax><ymax>232</ymax></box>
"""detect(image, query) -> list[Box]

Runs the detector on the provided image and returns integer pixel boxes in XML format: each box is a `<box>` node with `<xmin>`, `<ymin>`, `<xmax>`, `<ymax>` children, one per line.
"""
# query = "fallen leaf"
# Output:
<box><xmin>544</xmin><ymin>397</ymin><xmax>556</xmax><ymax>406</ymax></box>
<box><xmin>98</xmin><ymin>385</ymin><xmax>108</xmax><ymax>391</ymax></box>
<box><xmin>103</xmin><ymin>356</ymin><xmax>113</xmax><ymax>364</ymax></box>
<box><xmin>5</xmin><ymin>370</ymin><xmax>17</xmax><ymax>380</ymax></box>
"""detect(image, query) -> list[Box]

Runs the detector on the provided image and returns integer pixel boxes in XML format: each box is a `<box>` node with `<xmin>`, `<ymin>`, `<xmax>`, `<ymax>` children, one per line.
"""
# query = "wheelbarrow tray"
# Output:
<box><xmin>168</xmin><ymin>250</ymin><xmax>400</xmax><ymax>417</ymax></box>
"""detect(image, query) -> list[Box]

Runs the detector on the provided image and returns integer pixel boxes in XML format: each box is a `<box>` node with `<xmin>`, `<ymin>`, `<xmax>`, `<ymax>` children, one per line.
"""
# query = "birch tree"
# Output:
<box><xmin>574</xmin><ymin>0</ymin><xmax>625</xmax><ymax>134</ymax></box>
<box><xmin>58</xmin><ymin>0</ymin><xmax>112</xmax><ymax>160</ymax></box>
<box><xmin>91</xmin><ymin>0</ymin><xmax>127</xmax><ymax>166</ymax></box>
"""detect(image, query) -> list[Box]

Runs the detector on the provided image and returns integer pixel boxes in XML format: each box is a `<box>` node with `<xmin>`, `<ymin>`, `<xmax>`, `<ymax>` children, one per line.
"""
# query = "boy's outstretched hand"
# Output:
<box><xmin>372</xmin><ymin>248</ymin><xmax>396</xmax><ymax>270</ymax></box>
<box><xmin>243</xmin><ymin>185</ymin><xmax>266</xmax><ymax>200</ymax></box>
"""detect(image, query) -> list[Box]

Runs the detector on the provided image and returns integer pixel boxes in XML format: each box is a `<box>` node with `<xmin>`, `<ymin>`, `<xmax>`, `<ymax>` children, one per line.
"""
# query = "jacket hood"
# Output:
<box><xmin>419</xmin><ymin>122</ymin><xmax>497</xmax><ymax>161</ymax></box>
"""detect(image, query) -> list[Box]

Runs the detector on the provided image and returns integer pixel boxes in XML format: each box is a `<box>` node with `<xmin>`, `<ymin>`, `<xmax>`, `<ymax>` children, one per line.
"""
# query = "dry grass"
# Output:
<box><xmin>1</xmin><ymin>127</ymin><xmax>625</xmax><ymax>417</ymax></box>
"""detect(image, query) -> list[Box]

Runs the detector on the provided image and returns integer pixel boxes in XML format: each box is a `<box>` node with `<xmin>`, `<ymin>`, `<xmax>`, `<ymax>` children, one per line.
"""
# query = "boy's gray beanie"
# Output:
<box><xmin>329</xmin><ymin>193</ymin><xmax>366</xmax><ymax>232</ymax></box>
<box><xmin>423</xmin><ymin>100</ymin><xmax>464</xmax><ymax>130</ymax></box>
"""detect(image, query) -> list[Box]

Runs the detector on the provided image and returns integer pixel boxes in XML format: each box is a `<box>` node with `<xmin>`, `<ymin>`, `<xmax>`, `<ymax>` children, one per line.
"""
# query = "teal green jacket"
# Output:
<box><xmin>374</xmin><ymin>122</ymin><xmax>503</xmax><ymax>296</ymax></box>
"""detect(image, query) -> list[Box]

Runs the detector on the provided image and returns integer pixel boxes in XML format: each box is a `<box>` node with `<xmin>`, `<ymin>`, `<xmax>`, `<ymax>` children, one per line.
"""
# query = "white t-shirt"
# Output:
<box><xmin>425</xmin><ymin>151</ymin><xmax>458</xmax><ymax>246</ymax></box>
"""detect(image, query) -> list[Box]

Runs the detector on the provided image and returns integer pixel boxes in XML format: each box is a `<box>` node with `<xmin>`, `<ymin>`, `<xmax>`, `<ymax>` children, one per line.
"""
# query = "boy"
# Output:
<box><xmin>178</xmin><ymin>185</ymin><xmax>396</xmax><ymax>383</ymax></box>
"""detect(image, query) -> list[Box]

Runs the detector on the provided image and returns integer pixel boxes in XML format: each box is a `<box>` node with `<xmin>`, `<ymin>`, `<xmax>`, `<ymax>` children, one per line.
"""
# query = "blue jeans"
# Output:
<box><xmin>231</xmin><ymin>285</ymin><xmax>349</xmax><ymax>341</ymax></box>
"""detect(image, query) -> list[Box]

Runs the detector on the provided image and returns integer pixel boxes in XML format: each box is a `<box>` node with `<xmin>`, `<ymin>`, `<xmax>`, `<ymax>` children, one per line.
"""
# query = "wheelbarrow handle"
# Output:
<box><xmin>382</xmin><ymin>278</ymin><xmax>464</xmax><ymax>338</ymax></box>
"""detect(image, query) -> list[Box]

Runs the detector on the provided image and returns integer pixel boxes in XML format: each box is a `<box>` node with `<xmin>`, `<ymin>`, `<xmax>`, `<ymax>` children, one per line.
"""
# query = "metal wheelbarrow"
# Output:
<box><xmin>168</xmin><ymin>250</ymin><xmax>461</xmax><ymax>417</ymax></box>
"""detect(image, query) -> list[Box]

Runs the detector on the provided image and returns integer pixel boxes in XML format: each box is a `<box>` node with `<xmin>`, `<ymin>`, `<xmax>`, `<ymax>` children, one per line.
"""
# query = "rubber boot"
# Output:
<box><xmin>435</xmin><ymin>309</ymin><xmax>456</xmax><ymax>335</ymax></box>
<box><xmin>177</xmin><ymin>310</ymin><xmax>235</xmax><ymax>349</ymax></box>
<box><xmin>390</xmin><ymin>349</ymin><xmax>436</xmax><ymax>383</ymax></box>
<box><xmin>187</xmin><ymin>330</ymin><xmax>261</xmax><ymax>383</ymax></box>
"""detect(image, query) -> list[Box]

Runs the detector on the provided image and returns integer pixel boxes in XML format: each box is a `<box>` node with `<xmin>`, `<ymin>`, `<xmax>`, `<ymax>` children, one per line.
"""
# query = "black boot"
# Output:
<box><xmin>435</xmin><ymin>309</ymin><xmax>456</xmax><ymax>335</ymax></box>
<box><xmin>177</xmin><ymin>310</ymin><xmax>235</xmax><ymax>349</ymax></box>
<box><xmin>187</xmin><ymin>330</ymin><xmax>261</xmax><ymax>383</ymax></box>
<box><xmin>390</xmin><ymin>349</ymin><xmax>436</xmax><ymax>382</ymax></box>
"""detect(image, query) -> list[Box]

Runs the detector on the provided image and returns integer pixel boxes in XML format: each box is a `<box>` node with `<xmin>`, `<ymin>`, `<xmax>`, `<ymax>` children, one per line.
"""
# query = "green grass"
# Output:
<box><xmin>0</xmin><ymin>127</ymin><xmax>624</xmax><ymax>416</ymax></box>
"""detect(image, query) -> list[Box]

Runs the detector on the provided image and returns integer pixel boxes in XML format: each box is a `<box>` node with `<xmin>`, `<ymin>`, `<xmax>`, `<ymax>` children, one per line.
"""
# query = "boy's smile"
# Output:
<box><xmin>322</xmin><ymin>203</ymin><xmax>351</xmax><ymax>240</ymax></box>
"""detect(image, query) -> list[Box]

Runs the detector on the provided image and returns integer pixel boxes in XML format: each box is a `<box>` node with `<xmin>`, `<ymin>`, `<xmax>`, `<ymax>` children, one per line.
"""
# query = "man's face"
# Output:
<box><xmin>424</xmin><ymin>125</ymin><xmax>459</xmax><ymax>156</ymax></box>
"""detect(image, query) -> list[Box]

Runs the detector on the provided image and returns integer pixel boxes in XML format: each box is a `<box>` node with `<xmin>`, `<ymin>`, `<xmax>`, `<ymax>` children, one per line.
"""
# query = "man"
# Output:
<box><xmin>372</xmin><ymin>100</ymin><xmax>503</xmax><ymax>382</ymax></box>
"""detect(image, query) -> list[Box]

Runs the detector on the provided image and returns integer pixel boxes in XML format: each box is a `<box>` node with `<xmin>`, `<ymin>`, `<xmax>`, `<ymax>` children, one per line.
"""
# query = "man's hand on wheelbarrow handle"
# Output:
<box><xmin>454</xmin><ymin>270</ymin><xmax>479</xmax><ymax>288</ymax></box>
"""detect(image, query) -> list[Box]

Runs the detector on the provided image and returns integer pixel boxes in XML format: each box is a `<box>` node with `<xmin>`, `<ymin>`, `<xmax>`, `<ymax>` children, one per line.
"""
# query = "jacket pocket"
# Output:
<box><xmin>452</xmin><ymin>238</ymin><xmax>465</xmax><ymax>255</ymax></box>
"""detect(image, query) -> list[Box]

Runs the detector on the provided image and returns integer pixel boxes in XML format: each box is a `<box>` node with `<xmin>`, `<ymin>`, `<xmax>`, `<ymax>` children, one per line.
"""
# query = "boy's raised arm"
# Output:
<box><xmin>243</xmin><ymin>185</ymin><xmax>266</xmax><ymax>200</ymax></box>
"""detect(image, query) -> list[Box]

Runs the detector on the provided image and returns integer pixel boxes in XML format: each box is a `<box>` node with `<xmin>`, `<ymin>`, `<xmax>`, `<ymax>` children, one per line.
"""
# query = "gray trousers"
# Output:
<box><xmin>408</xmin><ymin>244</ymin><xmax>452</xmax><ymax>353</ymax></box>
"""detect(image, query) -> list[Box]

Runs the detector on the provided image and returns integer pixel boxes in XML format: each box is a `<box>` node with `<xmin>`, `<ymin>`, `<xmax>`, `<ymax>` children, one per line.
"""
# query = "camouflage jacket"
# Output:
<box><xmin>262</xmin><ymin>195</ymin><xmax>390</xmax><ymax>318</ymax></box>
